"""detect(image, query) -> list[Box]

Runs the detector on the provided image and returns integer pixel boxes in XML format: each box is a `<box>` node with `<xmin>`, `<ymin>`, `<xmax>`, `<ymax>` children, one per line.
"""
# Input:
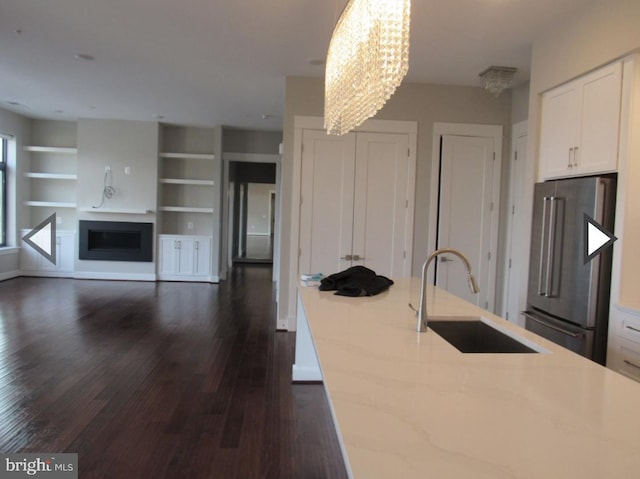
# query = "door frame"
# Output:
<box><xmin>285</xmin><ymin>116</ymin><xmax>417</xmax><ymax>331</ymax></box>
<box><xmin>428</xmin><ymin>122</ymin><xmax>503</xmax><ymax>311</ymax></box>
<box><xmin>502</xmin><ymin>120</ymin><xmax>528</xmax><ymax>325</ymax></box>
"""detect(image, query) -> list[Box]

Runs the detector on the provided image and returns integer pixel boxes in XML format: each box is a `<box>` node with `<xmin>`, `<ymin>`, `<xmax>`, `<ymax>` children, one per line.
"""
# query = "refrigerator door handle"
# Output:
<box><xmin>522</xmin><ymin>312</ymin><xmax>585</xmax><ymax>339</ymax></box>
<box><xmin>538</xmin><ymin>196</ymin><xmax>550</xmax><ymax>295</ymax></box>
<box><xmin>545</xmin><ymin>196</ymin><xmax>557</xmax><ymax>297</ymax></box>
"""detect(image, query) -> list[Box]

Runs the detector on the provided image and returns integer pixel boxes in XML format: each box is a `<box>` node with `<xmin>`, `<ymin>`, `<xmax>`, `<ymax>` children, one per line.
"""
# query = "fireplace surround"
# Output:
<box><xmin>79</xmin><ymin>220</ymin><xmax>153</xmax><ymax>262</ymax></box>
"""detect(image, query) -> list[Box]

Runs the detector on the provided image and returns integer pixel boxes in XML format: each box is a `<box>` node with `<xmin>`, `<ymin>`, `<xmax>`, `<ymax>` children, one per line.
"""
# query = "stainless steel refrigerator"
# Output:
<box><xmin>524</xmin><ymin>176</ymin><xmax>616</xmax><ymax>365</ymax></box>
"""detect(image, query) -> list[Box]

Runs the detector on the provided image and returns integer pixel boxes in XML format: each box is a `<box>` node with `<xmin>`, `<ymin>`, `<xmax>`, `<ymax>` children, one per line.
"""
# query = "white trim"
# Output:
<box><xmin>291</xmin><ymin>365</ymin><xmax>323</xmax><ymax>382</ymax></box>
<box><xmin>0</xmin><ymin>270</ymin><xmax>20</xmax><ymax>281</ymax></box>
<box><xmin>286</xmin><ymin>116</ymin><xmax>418</xmax><ymax>331</ymax></box>
<box><xmin>159</xmin><ymin>152</ymin><xmax>215</xmax><ymax>160</ymax></box>
<box><xmin>0</xmin><ymin>247</ymin><xmax>20</xmax><ymax>256</ymax></box>
<box><xmin>502</xmin><ymin>120</ymin><xmax>528</xmax><ymax>325</ymax></box>
<box><xmin>20</xmin><ymin>270</ymin><xmax>74</xmax><ymax>278</ymax></box>
<box><xmin>24</xmin><ymin>146</ymin><xmax>77</xmax><ymax>154</ymax></box>
<box><xmin>157</xmin><ymin>275</ymin><xmax>219</xmax><ymax>283</ymax></box>
<box><xmin>73</xmin><ymin>272</ymin><xmax>157</xmax><ymax>281</ymax></box>
<box><xmin>428</xmin><ymin>122</ymin><xmax>503</xmax><ymax>312</ymax></box>
<box><xmin>80</xmin><ymin>207</ymin><xmax>153</xmax><ymax>214</ymax></box>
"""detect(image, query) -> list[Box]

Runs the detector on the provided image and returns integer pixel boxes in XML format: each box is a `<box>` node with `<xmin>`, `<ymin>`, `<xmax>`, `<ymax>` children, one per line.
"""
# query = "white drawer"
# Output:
<box><xmin>616</xmin><ymin>316</ymin><xmax>640</xmax><ymax>344</ymax></box>
<box><xmin>608</xmin><ymin>337</ymin><xmax>640</xmax><ymax>383</ymax></box>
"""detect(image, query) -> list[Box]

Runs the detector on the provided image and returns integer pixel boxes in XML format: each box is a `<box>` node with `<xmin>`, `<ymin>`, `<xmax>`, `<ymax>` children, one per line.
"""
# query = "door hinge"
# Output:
<box><xmin>512</xmin><ymin>205</ymin><xmax>515</xmax><ymax>215</ymax></box>
<box><xmin>301</xmin><ymin>143</ymin><xmax>304</xmax><ymax>154</ymax></box>
<box><xmin>506</xmin><ymin>311</ymin><xmax>510</xmax><ymax>320</ymax></box>
<box><xmin>403</xmin><ymin>250</ymin><xmax>406</xmax><ymax>259</ymax></box>
<box><xmin>298</xmin><ymin>248</ymin><xmax>301</xmax><ymax>258</ymax></box>
<box><xmin>508</xmin><ymin>258</ymin><xmax>512</xmax><ymax>269</ymax></box>
<box><xmin>405</xmin><ymin>199</ymin><xmax>408</xmax><ymax>208</ymax></box>
<box><xmin>408</xmin><ymin>148</ymin><xmax>410</xmax><ymax>157</ymax></box>
<box><xmin>493</xmin><ymin>152</ymin><xmax>496</xmax><ymax>161</ymax></box>
<box><xmin>485</xmin><ymin>301</ymin><xmax>489</xmax><ymax>309</ymax></box>
<box><xmin>490</xmin><ymin>202</ymin><xmax>494</xmax><ymax>211</ymax></box>
<box><xmin>488</xmin><ymin>251</ymin><xmax>492</xmax><ymax>261</ymax></box>
<box><xmin>514</xmin><ymin>151</ymin><xmax>518</xmax><ymax>161</ymax></box>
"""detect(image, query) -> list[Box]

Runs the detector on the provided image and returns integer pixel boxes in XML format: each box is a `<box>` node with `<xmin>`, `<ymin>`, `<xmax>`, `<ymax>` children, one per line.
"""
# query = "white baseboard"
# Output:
<box><xmin>157</xmin><ymin>274</ymin><xmax>219</xmax><ymax>283</ymax></box>
<box><xmin>0</xmin><ymin>270</ymin><xmax>20</xmax><ymax>281</ymax></box>
<box><xmin>74</xmin><ymin>272</ymin><xmax>157</xmax><ymax>281</ymax></box>
<box><xmin>20</xmin><ymin>270</ymin><xmax>74</xmax><ymax>278</ymax></box>
<box><xmin>292</xmin><ymin>365</ymin><xmax>323</xmax><ymax>382</ymax></box>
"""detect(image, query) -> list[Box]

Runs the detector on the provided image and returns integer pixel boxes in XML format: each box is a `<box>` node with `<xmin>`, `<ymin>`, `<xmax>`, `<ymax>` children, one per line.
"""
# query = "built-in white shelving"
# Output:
<box><xmin>24</xmin><ymin>146</ymin><xmax>78</xmax><ymax>154</ymax></box>
<box><xmin>24</xmin><ymin>200</ymin><xmax>77</xmax><ymax>208</ymax></box>
<box><xmin>159</xmin><ymin>152</ymin><xmax>215</xmax><ymax>160</ymax></box>
<box><xmin>159</xmin><ymin>178</ymin><xmax>215</xmax><ymax>186</ymax></box>
<box><xmin>24</xmin><ymin>172</ymin><xmax>77</xmax><ymax>180</ymax></box>
<box><xmin>159</xmin><ymin>206</ymin><xmax>214</xmax><ymax>213</ymax></box>
<box><xmin>79</xmin><ymin>207</ymin><xmax>153</xmax><ymax>214</ymax></box>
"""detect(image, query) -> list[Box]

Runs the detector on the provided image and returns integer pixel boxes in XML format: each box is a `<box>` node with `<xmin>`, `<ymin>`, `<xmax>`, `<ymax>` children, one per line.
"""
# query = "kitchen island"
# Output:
<box><xmin>294</xmin><ymin>278</ymin><xmax>640</xmax><ymax>478</ymax></box>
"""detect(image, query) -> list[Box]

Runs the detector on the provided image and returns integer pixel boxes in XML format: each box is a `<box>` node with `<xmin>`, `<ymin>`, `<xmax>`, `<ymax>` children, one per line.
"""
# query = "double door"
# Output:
<box><xmin>298</xmin><ymin>130</ymin><xmax>414</xmax><ymax>278</ymax></box>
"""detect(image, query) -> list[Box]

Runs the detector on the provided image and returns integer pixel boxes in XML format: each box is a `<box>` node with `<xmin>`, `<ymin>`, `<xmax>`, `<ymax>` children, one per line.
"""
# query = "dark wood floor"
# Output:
<box><xmin>0</xmin><ymin>265</ymin><xmax>348</xmax><ymax>479</ymax></box>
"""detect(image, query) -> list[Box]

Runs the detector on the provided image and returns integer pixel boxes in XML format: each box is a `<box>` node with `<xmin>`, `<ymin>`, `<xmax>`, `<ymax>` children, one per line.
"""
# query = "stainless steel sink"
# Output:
<box><xmin>428</xmin><ymin>318</ymin><xmax>540</xmax><ymax>353</ymax></box>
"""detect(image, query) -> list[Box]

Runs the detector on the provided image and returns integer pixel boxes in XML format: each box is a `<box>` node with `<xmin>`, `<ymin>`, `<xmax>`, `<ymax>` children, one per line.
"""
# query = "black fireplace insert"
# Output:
<box><xmin>79</xmin><ymin>220</ymin><xmax>153</xmax><ymax>262</ymax></box>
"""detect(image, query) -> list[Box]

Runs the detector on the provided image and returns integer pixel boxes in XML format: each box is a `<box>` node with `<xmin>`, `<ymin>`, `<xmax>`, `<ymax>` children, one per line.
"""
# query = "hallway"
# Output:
<box><xmin>0</xmin><ymin>265</ymin><xmax>347</xmax><ymax>478</ymax></box>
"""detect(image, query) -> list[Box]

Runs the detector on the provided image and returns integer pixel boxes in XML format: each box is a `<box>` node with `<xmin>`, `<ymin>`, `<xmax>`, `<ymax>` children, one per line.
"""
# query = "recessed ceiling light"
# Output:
<box><xmin>261</xmin><ymin>113</ymin><xmax>272</xmax><ymax>120</ymax></box>
<box><xmin>7</xmin><ymin>101</ymin><xmax>22</xmax><ymax>106</ymax></box>
<box><xmin>308</xmin><ymin>58</ymin><xmax>325</xmax><ymax>66</ymax></box>
<box><xmin>155</xmin><ymin>115</ymin><xmax>165</xmax><ymax>120</ymax></box>
<box><xmin>54</xmin><ymin>109</ymin><xmax>64</xmax><ymax>114</ymax></box>
<box><xmin>13</xmin><ymin>29</ymin><xmax>23</xmax><ymax>35</ymax></box>
<box><xmin>74</xmin><ymin>53</ymin><xmax>94</xmax><ymax>61</ymax></box>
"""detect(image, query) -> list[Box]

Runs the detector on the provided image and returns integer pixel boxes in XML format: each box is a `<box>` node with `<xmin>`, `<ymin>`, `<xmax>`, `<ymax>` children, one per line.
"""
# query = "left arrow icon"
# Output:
<box><xmin>22</xmin><ymin>213</ymin><xmax>57</xmax><ymax>265</ymax></box>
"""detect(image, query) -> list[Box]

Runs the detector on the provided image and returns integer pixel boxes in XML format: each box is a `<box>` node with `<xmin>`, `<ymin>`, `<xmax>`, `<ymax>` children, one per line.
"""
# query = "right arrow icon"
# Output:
<box><xmin>584</xmin><ymin>213</ymin><xmax>617</xmax><ymax>264</ymax></box>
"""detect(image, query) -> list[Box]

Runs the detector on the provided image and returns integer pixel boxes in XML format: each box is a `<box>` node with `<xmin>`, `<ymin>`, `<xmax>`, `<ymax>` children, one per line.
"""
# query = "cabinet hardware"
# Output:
<box><xmin>573</xmin><ymin>146</ymin><xmax>579</xmax><ymax>167</ymax></box>
<box><xmin>352</xmin><ymin>254</ymin><xmax>365</xmax><ymax>261</ymax></box>
<box><xmin>522</xmin><ymin>312</ymin><xmax>585</xmax><ymax>338</ymax></box>
<box><xmin>341</xmin><ymin>254</ymin><xmax>353</xmax><ymax>261</ymax></box>
<box><xmin>625</xmin><ymin>325</ymin><xmax>640</xmax><ymax>334</ymax></box>
<box><xmin>568</xmin><ymin>148</ymin><xmax>574</xmax><ymax>168</ymax></box>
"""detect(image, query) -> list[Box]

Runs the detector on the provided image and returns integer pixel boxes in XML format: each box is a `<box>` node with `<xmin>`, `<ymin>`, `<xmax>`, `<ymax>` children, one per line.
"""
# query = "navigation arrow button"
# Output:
<box><xmin>583</xmin><ymin>213</ymin><xmax>616</xmax><ymax>264</ymax></box>
<box><xmin>22</xmin><ymin>213</ymin><xmax>57</xmax><ymax>265</ymax></box>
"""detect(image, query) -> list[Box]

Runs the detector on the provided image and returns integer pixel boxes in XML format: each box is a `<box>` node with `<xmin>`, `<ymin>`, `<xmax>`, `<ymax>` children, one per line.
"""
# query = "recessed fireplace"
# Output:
<box><xmin>79</xmin><ymin>220</ymin><xmax>153</xmax><ymax>262</ymax></box>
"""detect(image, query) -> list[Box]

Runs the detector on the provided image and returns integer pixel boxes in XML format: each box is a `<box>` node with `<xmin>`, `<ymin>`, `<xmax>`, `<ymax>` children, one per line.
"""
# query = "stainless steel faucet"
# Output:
<box><xmin>411</xmin><ymin>248</ymin><xmax>480</xmax><ymax>332</ymax></box>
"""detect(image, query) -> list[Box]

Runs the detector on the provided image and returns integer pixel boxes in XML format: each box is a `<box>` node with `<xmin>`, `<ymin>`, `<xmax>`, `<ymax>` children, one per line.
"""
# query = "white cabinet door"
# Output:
<box><xmin>539</xmin><ymin>61</ymin><xmax>622</xmax><ymax>180</ymax></box>
<box><xmin>159</xmin><ymin>237</ymin><xmax>179</xmax><ymax>275</ymax></box>
<box><xmin>578</xmin><ymin>62</ymin><xmax>622</xmax><ymax>175</ymax></box>
<box><xmin>175</xmin><ymin>237</ymin><xmax>195</xmax><ymax>275</ymax></box>
<box><xmin>298</xmin><ymin>130</ymin><xmax>414</xmax><ymax>279</ymax></box>
<box><xmin>539</xmin><ymin>83</ymin><xmax>581</xmax><ymax>179</ymax></box>
<box><xmin>193</xmin><ymin>238</ymin><xmax>212</xmax><ymax>277</ymax></box>
<box><xmin>20</xmin><ymin>230</ymin><xmax>75</xmax><ymax>276</ymax></box>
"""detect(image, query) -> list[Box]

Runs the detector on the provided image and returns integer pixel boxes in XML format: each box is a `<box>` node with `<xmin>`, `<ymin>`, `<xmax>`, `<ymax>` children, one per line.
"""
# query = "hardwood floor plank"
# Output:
<box><xmin>0</xmin><ymin>266</ymin><xmax>348</xmax><ymax>478</ymax></box>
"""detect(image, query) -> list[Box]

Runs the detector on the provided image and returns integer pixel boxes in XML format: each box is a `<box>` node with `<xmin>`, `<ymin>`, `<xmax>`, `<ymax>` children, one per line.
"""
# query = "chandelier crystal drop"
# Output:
<box><xmin>324</xmin><ymin>0</ymin><xmax>411</xmax><ymax>136</ymax></box>
<box><xmin>479</xmin><ymin>66</ymin><xmax>518</xmax><ymax>97</ymax></box>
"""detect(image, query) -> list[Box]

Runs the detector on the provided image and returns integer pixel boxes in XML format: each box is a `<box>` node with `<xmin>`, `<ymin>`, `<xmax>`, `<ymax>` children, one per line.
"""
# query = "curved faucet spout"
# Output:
<box><xmin>415</xmin><ymin>248</ymin><xmax>480</xmax><ymax>332</ymax></box>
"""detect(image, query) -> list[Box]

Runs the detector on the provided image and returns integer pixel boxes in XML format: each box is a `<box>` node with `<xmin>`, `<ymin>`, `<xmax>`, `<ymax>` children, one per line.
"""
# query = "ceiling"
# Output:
<box><xmin>0</xmin><ymin>0</ymin><xmax>595</xmax><ymax>131</ymax></box>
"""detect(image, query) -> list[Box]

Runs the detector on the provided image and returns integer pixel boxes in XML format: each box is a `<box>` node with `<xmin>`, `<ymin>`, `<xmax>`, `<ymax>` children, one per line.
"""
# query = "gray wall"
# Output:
<box><xmin>76</xmin><ymin>119</ymin><xmax>159</xmax><ymax>277</ymax></box>
<box><xmin>279</xmin><ymin>77</ymin><xmax>512</xmax><ymax>324</ymax></box>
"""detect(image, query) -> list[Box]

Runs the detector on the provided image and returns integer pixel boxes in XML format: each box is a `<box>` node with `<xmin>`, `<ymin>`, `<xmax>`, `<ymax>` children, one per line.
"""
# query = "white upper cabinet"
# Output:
<box><xmin>539</xmin><ymin>61</ymin><xmax>622</xmax><ymax>180</ymax></box>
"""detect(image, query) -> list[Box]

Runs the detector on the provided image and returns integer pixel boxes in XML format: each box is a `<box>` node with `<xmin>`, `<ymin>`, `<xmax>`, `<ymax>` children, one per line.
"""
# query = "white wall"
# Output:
<box><xmin>280</xmin><ymin>77</ymin><xmax>512</xmax><ymax>326</ymax></box>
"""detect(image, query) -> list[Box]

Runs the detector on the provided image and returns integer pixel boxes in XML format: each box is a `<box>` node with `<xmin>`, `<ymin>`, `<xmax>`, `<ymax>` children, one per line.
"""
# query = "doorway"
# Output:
<box><xmin>429</xmin><ymin>123</ymin><xmax>503</xmax><ymax>312</ymax></box>
<box><xmin>229</xmin><ymin>161</ymin><xmax>276</xmax><ymax>264</ymax></box>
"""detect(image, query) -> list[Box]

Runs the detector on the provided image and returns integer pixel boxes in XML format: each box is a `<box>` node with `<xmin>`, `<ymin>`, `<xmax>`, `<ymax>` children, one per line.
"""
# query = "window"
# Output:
<box><xmin>0</xmin><ymin>136</ymin><xmax>6</xmax><ymax>246</ymax></box>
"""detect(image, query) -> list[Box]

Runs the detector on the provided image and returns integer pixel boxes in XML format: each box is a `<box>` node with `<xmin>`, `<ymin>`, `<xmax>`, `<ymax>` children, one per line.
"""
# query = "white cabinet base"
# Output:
<box><xmin>157</xmin><ymin>234</ymin><xmax>216</xmax><ymax>283</ymax></box>
<box><xmin>20</xmin><ymin>230</ymin><xmax>75</xmax><ymax>278</ymax></box>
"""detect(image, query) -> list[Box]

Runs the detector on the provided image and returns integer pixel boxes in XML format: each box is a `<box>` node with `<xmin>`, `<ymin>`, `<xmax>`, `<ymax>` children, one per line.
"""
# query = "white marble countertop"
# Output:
<box><xmin>298</xmin><ymin>278</ymin><xmax>640</xmax><ymax>479</ymax></box>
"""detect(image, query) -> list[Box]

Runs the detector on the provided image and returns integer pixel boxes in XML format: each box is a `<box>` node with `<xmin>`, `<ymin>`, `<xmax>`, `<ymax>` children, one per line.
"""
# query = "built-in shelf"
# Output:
<box><xmin>159</xmin><ymin>178</ymin><xmax>215</xmax><ymax>186</ymax></box>
<box><xmin>80</xmin><ymin>207</ymin><xmax>153</xmax><ymax>215</ymax></box>
<box><xmin>159</xmin><ymin>152</ymin><xmax>215</xmax><ymax>160</ymax></box>
<box><xmin>25</xmin><ymin>201</ymin><xmax>77</xmax><ymax>208</ymax></box>
<box><xmin>24</xmin><ymin>172</ymin><xmax>77</xmax><ymax>180</ymax></box>
<box><xmin>159</xmin><ymin>206</ymin><xmax>214</xmax><ymax>213</ymax></box>
<box><xmin>24</xmin><ymin>146</ymin><xmax>78</xmax><ymax>154</ymax></box>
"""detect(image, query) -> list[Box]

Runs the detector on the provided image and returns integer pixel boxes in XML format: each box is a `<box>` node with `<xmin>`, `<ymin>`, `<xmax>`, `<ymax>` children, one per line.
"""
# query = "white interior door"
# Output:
<box><xmin>352</xmin><ymin>132</ymin><xmax>411</xmax><ymax>277</ymax></box>
<box><xmin>437</xmin><ymin>134</ymin><xmax>497</xmax><ymax>309</ymax></box>
<box><xmin>298</xmin><ymin>130</ymin><xmax>356</xmax><ymax>275</ymax></box>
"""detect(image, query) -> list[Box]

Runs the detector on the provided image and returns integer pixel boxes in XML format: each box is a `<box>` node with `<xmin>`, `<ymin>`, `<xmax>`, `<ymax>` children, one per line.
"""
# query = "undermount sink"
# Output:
<box><xmin>428</xmin><ymin>318</ymin><xmax>541</xmax><ymax>354</ymax></box>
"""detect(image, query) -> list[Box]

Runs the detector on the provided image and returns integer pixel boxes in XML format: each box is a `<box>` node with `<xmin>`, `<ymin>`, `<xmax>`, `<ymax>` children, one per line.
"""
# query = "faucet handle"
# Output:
<box><xmin>408</xmin><ymin>303</ymin><xmax>419</xmax><ymax>316</ymax></box>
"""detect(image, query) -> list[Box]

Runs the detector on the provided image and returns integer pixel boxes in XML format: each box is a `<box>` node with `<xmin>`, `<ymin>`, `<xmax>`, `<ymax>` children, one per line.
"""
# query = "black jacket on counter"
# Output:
<box><xmin>319</xmin><ymin>266</ymin><xmax>394</xmax><ymax>297</ymax></box>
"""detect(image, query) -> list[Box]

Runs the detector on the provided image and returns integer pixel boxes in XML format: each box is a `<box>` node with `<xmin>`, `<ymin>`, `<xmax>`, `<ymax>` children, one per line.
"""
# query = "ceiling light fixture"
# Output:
<box><xmin>479</xmin><ymin>66</ymin><xmax>517</xmax><ymax>97</ymax></box>
<box><xmin>324</xmin><ymin>0</ymin><xmax>411</xmax><ymax>136</ymax></box>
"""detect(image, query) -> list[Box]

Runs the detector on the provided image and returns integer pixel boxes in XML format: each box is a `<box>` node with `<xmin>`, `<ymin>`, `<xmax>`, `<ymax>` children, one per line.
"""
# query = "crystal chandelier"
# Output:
<box><xmin>324</xmin><ymin>0</ymin><xmax>411</xmax><ymax>136</ymax></box>
<box><xmin>479</xmin><ymin>66</ymin><xmax>518</xmax><ymax>97</ymax></box>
